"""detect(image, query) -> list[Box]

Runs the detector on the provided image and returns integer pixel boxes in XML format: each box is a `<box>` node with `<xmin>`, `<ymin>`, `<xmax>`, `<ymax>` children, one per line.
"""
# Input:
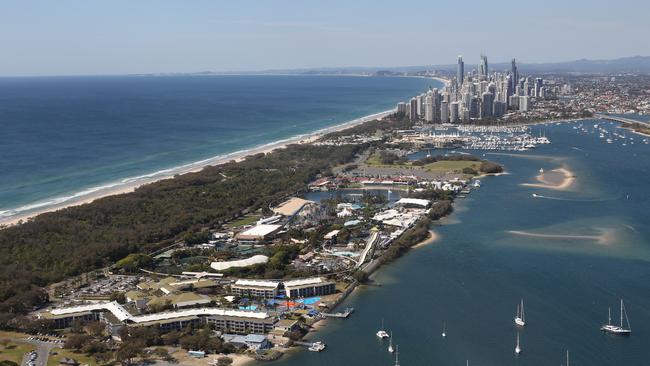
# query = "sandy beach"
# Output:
<box><xmin>0</xmin><ymin>109</ymin><xmax>395</xmax><ymax>229</ymax></box>
<box><xmin>412</xmin><ymin>230</ymin><xmax>440</xmax><ymax>248</ymax></box>
<box><xmin>521</xmin><ymin>167</ymin><xmax>575</xmax><ymax>191</ymax></box>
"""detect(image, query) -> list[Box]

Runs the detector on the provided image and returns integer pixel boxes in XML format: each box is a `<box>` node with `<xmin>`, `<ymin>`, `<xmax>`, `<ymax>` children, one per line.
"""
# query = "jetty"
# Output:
<box><xmin>321</xmin><ymin>307</ymin><xmax>355</xmax><ymax>318</ymax></box>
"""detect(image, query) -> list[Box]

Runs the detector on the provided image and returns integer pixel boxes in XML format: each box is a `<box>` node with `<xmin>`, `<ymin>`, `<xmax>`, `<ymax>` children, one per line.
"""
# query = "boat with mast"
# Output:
<box><xmin>394</xmin><ymin>345</ymin><xmax>400</xmax><ymax>366</ymax></box>
<box><xmin>564</xmin><ymin>350</ymin><xmax>570</xmax><ymax>366</ymax></box>
<box><xmin>600</xmin><ymin>299</ymin><xmax>631</xmax><ymax>335</ymax></box>
<box><xmin>515</xmin><ymin>332</ymin><xmax>521</xmax><ymax>355</ymax></box>
<box><xmin>442</xmin><ymin>321</ymin><xmax>447</xmax><ymax>338</ymax></box>
<box><xmin>515</xmin><ymin>299</ymin><xmax>526</xmax><ymax>326</ymax></box>
<box><xmin>376</xmin><ymin>318</ymin><xmax>390</xmax><ymax>339</ymax></box>
<box><xmin>388</xmin><ymin>331</ymin><xmax>394</xmax><ymax>353</ymax></box>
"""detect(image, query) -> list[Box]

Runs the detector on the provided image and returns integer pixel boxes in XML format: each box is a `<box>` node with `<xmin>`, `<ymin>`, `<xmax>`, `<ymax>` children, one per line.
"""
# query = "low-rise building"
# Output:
<box><xmin>222</xmin><ymin>333</ymin><xmax>271</xmax><ymax>351</ymax></box>
<box><xmin>231</xmin><ymin>279</ymin><xmax>280</xmax><ymax>299</ymax></box>
<box><xmin>283</xmin><ymin>277</ymin><xmax>336</xmax><ymax>299</ymax></box>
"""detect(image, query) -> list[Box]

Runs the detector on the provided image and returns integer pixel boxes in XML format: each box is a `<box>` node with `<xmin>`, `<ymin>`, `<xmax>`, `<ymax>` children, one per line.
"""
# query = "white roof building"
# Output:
<box><xmin>210</xmin><ymin>255</ymin><xmax>269</xmax><ymax>272</ymax></box>
<box><xmin>396</xmin><ymin>198</ymin><xmax>431</xmax><ymax>208</ymax></box>
<box><xmin>236</xmin><ymin>224</ymin><xmax>282</xmax><ymax>241</ymax></box>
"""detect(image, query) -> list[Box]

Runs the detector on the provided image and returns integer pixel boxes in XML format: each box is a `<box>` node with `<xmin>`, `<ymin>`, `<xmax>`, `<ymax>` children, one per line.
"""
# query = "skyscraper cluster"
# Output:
<box><xmin>401</xmin><ymin>55</ymin><xmax>547</xmax><ymax>123</ymax></box>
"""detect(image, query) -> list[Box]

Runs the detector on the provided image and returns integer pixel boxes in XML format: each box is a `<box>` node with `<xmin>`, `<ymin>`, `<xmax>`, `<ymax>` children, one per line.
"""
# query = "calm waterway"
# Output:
<box><xmin>269</xmin><ymin>120</ymin><xmax>650</xmax><ymax>366</ymax></box>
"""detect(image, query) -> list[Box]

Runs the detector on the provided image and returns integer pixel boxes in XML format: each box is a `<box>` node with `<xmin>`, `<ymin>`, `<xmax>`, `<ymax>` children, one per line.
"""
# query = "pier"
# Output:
<box><xmin>321</xmin><ymin>307</ymin><xmax>355</xmax><ymax>318</ymax></box>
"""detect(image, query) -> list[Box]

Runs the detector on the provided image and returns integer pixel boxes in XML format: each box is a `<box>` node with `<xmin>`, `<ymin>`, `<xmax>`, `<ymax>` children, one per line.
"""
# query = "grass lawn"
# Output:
<box><xmin>228</xmin><ymin>214</ymin><xmax>262</xmax><ymax>228</ymax></box>
<box><xmin>422</xmin><ymin>160</ymin><xmax>480</xmax><ymax>175</ymax></box>
<box><xmin>0</xmin><ymin>341</ymin><xmax>35</xmax><ymax>364</ymax></box>
<box><xmin>47</xmin><ymin>348</ymin><xmax>98</xmax><ymax>366</ymax></box>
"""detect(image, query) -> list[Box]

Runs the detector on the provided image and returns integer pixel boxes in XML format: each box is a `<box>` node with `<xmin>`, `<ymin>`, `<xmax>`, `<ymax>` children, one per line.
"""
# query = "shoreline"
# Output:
<box><xmin>0</xmin><ymin>76</ymin><xmax>452</xmax><ymax>228</ymax></box>
<box><xmin>0</xmin><ymin>109</ymin><xmax>397</xmax><ymax>228</ymax></box>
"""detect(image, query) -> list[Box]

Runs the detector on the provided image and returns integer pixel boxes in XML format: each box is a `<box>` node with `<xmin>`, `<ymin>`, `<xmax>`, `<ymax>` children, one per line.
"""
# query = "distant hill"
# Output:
<box><xmin>220</xmin><ymin>56</ymin><xmax>650</xmax><ymax>76</ymax></box>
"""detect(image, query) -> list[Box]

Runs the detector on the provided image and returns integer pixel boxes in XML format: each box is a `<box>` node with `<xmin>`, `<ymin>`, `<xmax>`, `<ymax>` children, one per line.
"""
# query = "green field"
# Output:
<box><xmin>365</xmin><ymin>152</ymin><xmax>481</xmax><ymax>176</ymax></box>
<box><xmin>228</xmin><ymin>214</ymin><xmax>262</xmax><ymax>228</ymax></box>
<box><xmin>0</xmin><ymin>341</ymin><xmax>35</xmax><ymax>364</ymax></box>
<box><xmin>422</xmin><ymin>160</ymin><xmax>480</xmax><ymax>174</ymax></box>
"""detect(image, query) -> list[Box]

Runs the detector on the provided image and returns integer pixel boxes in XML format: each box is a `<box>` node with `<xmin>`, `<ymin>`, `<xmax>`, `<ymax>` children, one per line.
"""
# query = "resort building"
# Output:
<box><xmin>231</xmin><ymin>279</ymin><xmax>280</xmax><ymax>299</ymax></box>
<box><xmin>283</xmin><ymin>277</ymin><xmax>336</xmax><ymax>299</ymax></box>
<box><xmin>41</xmin><ymin>301</ymin><xmax>277</xmax><ymax>334</ymax></box>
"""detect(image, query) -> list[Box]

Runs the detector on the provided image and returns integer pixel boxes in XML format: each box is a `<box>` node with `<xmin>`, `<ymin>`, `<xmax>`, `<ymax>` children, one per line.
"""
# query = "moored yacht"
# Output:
<box><xmin>515</xmin><ymin>332</ymin><xmax>521</xmax><ymax>355</ymax></box>
<box><xmin>515</xmin><ymin>299</ymin><xmax>526</xmax><ymax>326</ymax></box>
<box><xmin>376</xmin><ymin>318</ymin><xmax>390</xmax><ymax>338</ymax></box>
<box><xmin>601</xmin><ymin>299</ymin><xmax>631</xmax><ymax>335</ymax></box>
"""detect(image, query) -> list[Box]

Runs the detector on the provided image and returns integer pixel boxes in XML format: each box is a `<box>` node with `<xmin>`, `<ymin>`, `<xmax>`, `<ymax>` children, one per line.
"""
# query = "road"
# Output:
<box><xmin>20</xmin><ymin>339</ymin><xmax>58</xmax><ymax>366</ymax></box>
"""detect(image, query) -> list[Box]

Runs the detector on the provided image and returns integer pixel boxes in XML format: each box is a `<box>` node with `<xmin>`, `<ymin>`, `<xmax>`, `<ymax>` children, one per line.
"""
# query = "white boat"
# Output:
<box><xmin>600</xmin><ymin>299</ymin><xmax>631</xmax><ymax>335</ymax></box>
<box><xmin>394</xmin><ymin>345</ymin><xmax>400</xmax><ymax>366</ymax></box>
<box><xmin>388</xmin><ymin>331</ymin><xmax>394</xmax><ymax>353</ymax></box>
<box><xmin>376</xmin><ymin>318</ymin><xmax>390</xmax><ymax>339</ymax></box>
<box><xmin>515</xmin><ymin>299</ymin><xmax>526</xmax><ymax>326</ymax></box>
<box><xmin>564</xmin><ymin>350</ymin><xmax>570</xmax><ymax>366</ymax></box>
<box><xmin>308</xmin><ymin>341</ymin><xmax>326</xmax><ymax>352</ymax></box>
<box><xmin>539</xmin><ymin>168</ymin><xmax>544</xmax><ymax>173</ymax></box>
<box><xmin>515</xmin><ymin>333</ymin><xmax>521</xmax><ymax>355</ymax></box>
<box><xmin>442</xmin><ymin>321</ymin><xmax>447</xmax><ymax>338</ymax></box>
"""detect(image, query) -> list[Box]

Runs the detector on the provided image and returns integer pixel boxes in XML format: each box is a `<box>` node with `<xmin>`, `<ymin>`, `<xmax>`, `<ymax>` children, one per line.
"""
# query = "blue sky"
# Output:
<box><xmin>1</xmin><ymin>0</ymin><xmax>648</xmax><ymax>76</ymax></box>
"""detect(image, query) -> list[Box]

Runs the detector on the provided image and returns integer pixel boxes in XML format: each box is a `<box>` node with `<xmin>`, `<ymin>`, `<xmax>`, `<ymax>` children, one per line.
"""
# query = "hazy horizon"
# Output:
<box><xmin>1</xmin><ymin>0</ymin><xmax>649</xmax><ymax>76</ymax></box>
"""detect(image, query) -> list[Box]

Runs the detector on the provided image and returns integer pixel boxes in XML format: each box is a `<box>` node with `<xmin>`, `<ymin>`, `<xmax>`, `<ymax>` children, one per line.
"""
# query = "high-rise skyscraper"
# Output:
<box><xmin>510</xmin><ymin>58</ymin><xmax>519</xmax><ymax>93</ymax></box>
<box><xmin>479</xmin><ymin>54</ymin><xmax>488</xmax><ymax>80</ymax></box>
<box><xmin>409</xmin><ymin>97</ymin><xmax>418</xmax><ymax>121</ymax></box>
<box><xmin>457</xmin><ymin>55</ymin><xmax>464</xmax><ymax>86</ymax></box>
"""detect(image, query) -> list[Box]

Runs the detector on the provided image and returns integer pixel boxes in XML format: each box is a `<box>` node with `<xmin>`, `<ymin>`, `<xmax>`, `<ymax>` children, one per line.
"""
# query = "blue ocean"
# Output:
<box><xmin>0</xmin><ymin>75</ymin><xmax>436</xmax><ymax>219</ymax></box>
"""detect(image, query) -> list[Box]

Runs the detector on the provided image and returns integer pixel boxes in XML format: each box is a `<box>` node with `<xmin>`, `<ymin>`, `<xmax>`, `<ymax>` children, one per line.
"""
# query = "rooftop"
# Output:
<box><xmin>234</xmin><ymin>279</ymin><xmax>280</xmax><ymax>289</ymax></box>
<box><xmin>272</xmin><ymin>197</ymin><xmax>314</xmax><ymax>216</ymax></box>
<box><xmin>210</xmin><ymin>255</ymin><xmax>269</xmax><ymax>272</ymax></box>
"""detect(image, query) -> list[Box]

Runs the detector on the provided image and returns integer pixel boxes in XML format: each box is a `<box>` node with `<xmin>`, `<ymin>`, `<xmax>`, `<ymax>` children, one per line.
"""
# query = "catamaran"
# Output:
<box><xmin>376</xmin><ymin>318</ymin><xmax>390</xmax><ymax>338</ymax></box>
<box><xmin>515</xmin><ymin>299</ymin><xmax>526</xmax><ymax>326</ymax></box>
<box><xmin>515</xmin><ymin>332</ymin><xmax>521</xmax><ymax>355</ymax></box>
<box><xmin>600</xmin><ymin>299</ymin><xmax>631</xmax><ymax>335</ymax></box>
<box><xmin>388</xmin><ymin>331</ymin><xmax>394</xmax><ymax>353</ymax></box>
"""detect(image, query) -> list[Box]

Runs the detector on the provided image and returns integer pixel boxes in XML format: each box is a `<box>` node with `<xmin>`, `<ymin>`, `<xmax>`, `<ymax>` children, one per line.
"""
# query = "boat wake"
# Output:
<box><xmin>531</xmin><ymin>193</ymin><xmax>615</xmax><ymax>202</ymax></box>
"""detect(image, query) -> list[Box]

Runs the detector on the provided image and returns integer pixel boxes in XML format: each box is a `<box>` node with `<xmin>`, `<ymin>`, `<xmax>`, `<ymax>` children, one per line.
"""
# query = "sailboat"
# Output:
<box><xmin>515</xmin><ymin>333</ymin><xmax>521</xmax><ymax>355</ymax></box>
<box><xmin>394</xmin><ymin>345</ymin><xmax>400</xmax><ymax>366</ymax></box>
<box><xmin>442</xmin><ymin>321</ymin><xmax>447</xmax><ymax>338</ymax></box>
<box><xmin>515</xmin><ymin>299</ymin><xmax>526</xmax><ymax>326</ymax></box>
<box><xmin>600</xmin><ymin>299</ymin><xmax>631</xmax><ymax>335</ymax></box>
<box><xmin>564</xmin><ymin>350</ymin><xmax>570</xmax><ymax>366</ymax></box>
<box><xmin>388</xmin><ymin>332</ymin><xmax>394</xmax><ymax>353</ymax></box>
<box><xmin>376</xmin><ymin>318</ymin><xmax>390</xmax><ymax>338</ymax></box>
